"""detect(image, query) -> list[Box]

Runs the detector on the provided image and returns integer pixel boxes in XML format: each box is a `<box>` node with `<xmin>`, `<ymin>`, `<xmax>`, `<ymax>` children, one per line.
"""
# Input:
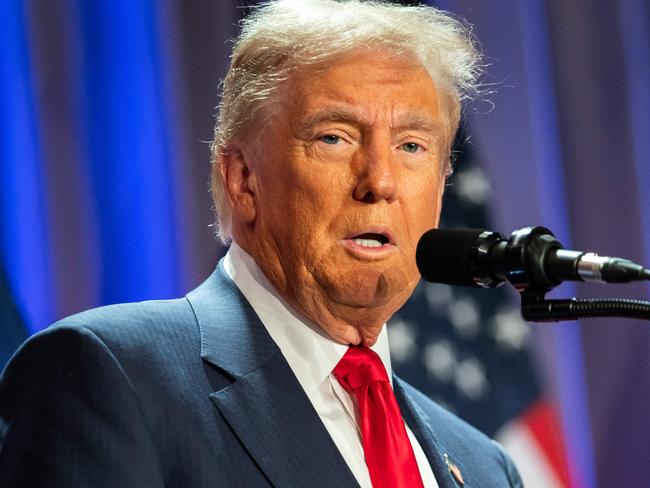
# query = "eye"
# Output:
<box><xmin>401</xmin><ymin>142</ymin><xmax>422</xmax><ymax>153</ymax></box>
<box><xmin>319</xmin><ymin>134</ymin><xmax>341</xmax><ymax>145</ymax></box>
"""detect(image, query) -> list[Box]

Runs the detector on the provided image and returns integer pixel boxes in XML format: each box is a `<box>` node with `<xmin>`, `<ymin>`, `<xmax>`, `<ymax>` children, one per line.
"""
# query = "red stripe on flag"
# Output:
<box><xmin>521</xmin><ymin>400</ymin><xmax>572</xmax><ymax>487</ymax></box>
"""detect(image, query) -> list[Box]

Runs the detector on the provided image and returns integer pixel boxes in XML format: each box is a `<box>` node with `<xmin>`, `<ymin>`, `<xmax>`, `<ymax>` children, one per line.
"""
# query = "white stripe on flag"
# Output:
<box><xmin>496</xmin><ymin>419</ymin><xmax>564</xmax><ymax>488</ymax></box>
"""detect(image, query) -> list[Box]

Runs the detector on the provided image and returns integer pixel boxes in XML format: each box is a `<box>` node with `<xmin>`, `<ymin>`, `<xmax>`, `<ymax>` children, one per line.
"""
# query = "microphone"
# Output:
<box><xmin>416</xmin><ymin>226</ymin><xmax>650</xmax><ymax>291</ymax></box>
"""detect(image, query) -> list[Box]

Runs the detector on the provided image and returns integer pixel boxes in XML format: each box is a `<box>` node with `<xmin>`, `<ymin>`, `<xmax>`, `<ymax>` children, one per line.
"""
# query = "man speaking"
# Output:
<box><xmin>1</xmin><ymin>1</ymin><xmax>522</xmax><ymax>486</ymax></box>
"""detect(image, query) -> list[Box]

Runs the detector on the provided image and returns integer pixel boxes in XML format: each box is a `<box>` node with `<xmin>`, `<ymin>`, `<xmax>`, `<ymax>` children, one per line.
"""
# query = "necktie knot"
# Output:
<box><xmin>333</xmin><ymin>346</ymin><xmax>389</xmax><ymax>391</ymax></box>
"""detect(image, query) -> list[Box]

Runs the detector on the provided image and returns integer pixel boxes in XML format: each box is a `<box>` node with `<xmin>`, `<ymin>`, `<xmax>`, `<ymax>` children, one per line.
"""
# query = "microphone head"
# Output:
<box><xmin>416</xmin><ymin>228</ymin><xmax>488</xmax><ymax>286</ymax></box>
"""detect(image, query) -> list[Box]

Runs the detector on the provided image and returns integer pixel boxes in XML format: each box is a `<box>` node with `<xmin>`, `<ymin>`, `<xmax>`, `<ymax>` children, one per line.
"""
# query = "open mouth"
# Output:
<box><xmin>349</xmin><ymin>232</ymin><xmax>391</xmax><ymax>248</ymax></box>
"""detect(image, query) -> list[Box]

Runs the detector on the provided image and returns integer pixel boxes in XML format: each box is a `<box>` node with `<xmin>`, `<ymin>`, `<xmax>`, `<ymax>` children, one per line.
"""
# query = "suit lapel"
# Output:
<box><xmin>210</xmin><ymin>352</ymin><xmax>359</xmax><ymax>487</ymax></box>
<box><xmin>187</xmin><ymin>263</ymin><xmax>359</xmax><ymax>488</ymax></box>
<box><xmin>394</xmin><ymin>377</ymin><xmax>467</xmax><ymax>488</ymax></box>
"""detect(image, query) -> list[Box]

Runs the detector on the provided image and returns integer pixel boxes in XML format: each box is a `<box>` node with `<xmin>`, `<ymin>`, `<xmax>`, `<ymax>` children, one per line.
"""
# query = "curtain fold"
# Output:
<box><xmin>0</xmin><ymin>0</ymin><xmax>55</xmax><ymax>333</ymax></box>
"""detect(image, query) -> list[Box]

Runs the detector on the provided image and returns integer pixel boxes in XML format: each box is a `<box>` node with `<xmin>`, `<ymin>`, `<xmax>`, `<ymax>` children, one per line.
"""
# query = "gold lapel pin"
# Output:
<box><xmin>444</xmin><ymin>453</ymin><xmax>464</xmax><ymax>486</ymax></box>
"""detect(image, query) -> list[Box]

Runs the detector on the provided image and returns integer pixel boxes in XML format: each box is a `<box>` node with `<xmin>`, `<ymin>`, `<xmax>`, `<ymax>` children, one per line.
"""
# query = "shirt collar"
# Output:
<box><xmin>223</xmin><ymin>242</ymin><xmax>393</xmax><ymax>394</ymax></box>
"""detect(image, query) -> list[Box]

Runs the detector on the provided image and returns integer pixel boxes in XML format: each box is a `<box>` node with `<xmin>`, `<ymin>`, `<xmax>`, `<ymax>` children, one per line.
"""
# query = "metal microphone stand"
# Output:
<box><xmin>504</xmin><ymin>227</ymin><xmax>650</xmax><ymax>322</ymax></box>
<box><xmin>520</xmin><ymin>290</ymin><xmax>650</xmax><ymax>322</ymax></box>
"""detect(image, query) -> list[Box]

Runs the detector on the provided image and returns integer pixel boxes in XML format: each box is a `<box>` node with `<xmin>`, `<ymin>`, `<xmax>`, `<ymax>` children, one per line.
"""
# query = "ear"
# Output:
<box><xmin>433</xmin><ymin>178</ymin><xmax>446</xmax><ymax>228</ymax></box>
<box><xmin>219</xmin><ymin>146</ymin><xmax>257</xmax><ymax>224</ymax></box>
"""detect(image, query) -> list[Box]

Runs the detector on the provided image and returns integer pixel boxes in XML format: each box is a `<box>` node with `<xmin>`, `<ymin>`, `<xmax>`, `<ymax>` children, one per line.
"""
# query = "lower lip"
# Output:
<box><xmin>342</xmin><ymin>239</ymin><xmax>396</xmax><ymax>258</ymax></box>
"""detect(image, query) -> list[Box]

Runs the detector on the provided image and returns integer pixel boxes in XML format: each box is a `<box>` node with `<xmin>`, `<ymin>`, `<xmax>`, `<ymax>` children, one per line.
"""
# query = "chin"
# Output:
<box><xmin>324</xmin><ymin>260</ymin><xmax>415</xmax><ymax>304</ymax></box>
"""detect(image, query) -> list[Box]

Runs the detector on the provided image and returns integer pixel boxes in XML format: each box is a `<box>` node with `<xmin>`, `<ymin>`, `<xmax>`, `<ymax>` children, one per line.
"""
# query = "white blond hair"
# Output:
<box><xmin>211</xmin><ymin>0</ymin><xmax>483</xmax><ymax>243</ymax></box>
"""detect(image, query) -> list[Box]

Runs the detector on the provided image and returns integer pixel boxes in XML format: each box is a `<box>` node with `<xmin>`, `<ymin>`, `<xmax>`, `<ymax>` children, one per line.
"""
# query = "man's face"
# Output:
<box><xmin>234</xmin><ymin>50</ymin><xmax>447</xmax><ymax>346</ymax></box>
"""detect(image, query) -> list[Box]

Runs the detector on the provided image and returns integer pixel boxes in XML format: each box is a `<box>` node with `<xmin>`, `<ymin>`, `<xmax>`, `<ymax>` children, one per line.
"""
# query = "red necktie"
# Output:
<box><xmin>333</xmin><ymin>346</ymin><xmax>425</xmax><ymax>488</ymax></box>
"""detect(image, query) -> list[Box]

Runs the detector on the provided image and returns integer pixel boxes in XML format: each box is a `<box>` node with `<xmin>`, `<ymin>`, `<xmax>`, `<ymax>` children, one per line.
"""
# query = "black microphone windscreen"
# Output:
<box><xmin>416</xmin><ymin>228</ymin><xmax>486</xmax><ymax>286</ymax></box>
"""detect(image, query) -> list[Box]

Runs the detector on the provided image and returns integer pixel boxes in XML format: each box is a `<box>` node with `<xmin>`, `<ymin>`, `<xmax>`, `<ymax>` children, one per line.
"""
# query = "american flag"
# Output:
<box><xmin>389</xmin><ymin>132</ymin><xmax>572</xmax><ymax>487</ymax></box>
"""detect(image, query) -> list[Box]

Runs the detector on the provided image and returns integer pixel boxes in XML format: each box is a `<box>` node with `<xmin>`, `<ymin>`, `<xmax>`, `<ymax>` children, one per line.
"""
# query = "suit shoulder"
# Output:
<box><xmin>3</xmin><ymin>298</ymin><xmax>205</xmax><ymax>407</ymax></box>
<box><xmin>10</xmin><ymin>298</ymin><xmax>203</xmax><ymax>376</ymax></box>
<box><xmin>56</xmin><ymin>297</ymin><xmax>194</xmax><ymax>328</ymax></box>
<box><xmin>51</xmin><ymin>297</ymin><xmax>197</xmax><ymax>346</ymax></box>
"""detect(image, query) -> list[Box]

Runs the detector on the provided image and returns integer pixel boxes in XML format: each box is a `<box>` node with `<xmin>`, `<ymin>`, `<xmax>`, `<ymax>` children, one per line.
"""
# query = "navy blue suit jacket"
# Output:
<box><xmin>1</xmin><ymin>263</ymin><xmax>522</xmax><ymax>487</ymax></box>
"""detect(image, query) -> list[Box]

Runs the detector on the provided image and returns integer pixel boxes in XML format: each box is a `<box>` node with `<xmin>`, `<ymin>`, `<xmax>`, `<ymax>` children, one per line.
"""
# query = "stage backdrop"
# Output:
<box><xmin>1</xmin><ymin>1</ymin><xmax>649</xmax><ymax>487</ymax></box>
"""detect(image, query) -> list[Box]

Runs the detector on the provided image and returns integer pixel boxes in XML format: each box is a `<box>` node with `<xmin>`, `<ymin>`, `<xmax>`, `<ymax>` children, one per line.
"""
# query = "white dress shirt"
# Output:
<box><xmin>223</xmin><ymin>243</ymin><xmax>439</xmax><ymax>488</ymax></box>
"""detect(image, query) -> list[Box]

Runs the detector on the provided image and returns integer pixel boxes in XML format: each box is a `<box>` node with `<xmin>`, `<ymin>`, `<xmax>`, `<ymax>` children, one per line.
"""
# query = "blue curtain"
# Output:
<box><xmin>1</xmin><ymin>0</ymin><xmax>232</xmax><ymax>336</ymax></box>
<box><xmin>2</xmin><ymin>1</ymin><xmax>649</xmax><ymax>486</ymax></box>
<box><xmin>0</xmin><ymin>0</ymin><xmax>54</xmax><ymax>335</ymax></box>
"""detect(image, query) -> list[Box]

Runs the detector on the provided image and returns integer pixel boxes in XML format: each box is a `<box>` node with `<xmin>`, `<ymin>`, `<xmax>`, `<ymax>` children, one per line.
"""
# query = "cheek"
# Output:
<box><xmin>288</xmin><ymin>165</ymin><xmax>351</xmax><ymax>218</ymax></box>
<box><xmin>261</xmin><ymin>167</ymin><xmax>350</xmax><ymax>248</ymax></box>
<box><xmin>398</xmin><ymin>179</ymin><xmax>444</xmax><ymax>268</ymax></box>
<box><xmin>407</xmin><ymin>174</ymin><xmax>444</xmax><ymax>223</ymax></box>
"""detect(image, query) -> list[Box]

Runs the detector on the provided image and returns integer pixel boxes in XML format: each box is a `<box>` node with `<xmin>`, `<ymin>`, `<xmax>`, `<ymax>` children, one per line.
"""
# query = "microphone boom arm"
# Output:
<box><xmin>521</xmin><ymin>291</ymin><xmax>650</xmax><ymax>322</ymax></box>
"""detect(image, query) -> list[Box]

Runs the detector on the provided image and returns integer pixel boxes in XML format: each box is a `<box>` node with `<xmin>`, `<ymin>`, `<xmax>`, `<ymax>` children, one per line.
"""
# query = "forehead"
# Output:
<box><xmin>283</xmin><ymin>50</ymin><xmax>441</xmax><ymax>128</ymax></box>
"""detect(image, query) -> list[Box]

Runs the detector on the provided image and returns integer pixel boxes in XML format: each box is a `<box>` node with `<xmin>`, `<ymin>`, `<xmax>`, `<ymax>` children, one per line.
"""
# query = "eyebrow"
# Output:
<box><xmin>297</xmin><ymin>106</ymin><xmax>442</xmax><ymax>134</ymax></box>
<box><xmin>298</xmin><ymin>108</ymin><xmax>362</xmax><ymax>131</ymax></box>
<box><xmin>391</xmin><ymin>114</ymin><xmax>442</xmax><ymax>133</ymax></box>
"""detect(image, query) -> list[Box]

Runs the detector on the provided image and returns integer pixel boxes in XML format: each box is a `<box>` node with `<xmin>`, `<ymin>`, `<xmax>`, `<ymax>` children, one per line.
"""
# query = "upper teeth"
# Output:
<box><xmin>353</xmin><ymin>238</ymin><xmax>383</xmax><ymax>248</ymax></box>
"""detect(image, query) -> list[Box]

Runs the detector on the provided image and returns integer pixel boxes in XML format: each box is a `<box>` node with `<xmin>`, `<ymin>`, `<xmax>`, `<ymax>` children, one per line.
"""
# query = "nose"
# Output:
<box><xmin>352</xmin><ymin>142</ymin><xmax>397</xmax><ymax>204</ymax></box>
